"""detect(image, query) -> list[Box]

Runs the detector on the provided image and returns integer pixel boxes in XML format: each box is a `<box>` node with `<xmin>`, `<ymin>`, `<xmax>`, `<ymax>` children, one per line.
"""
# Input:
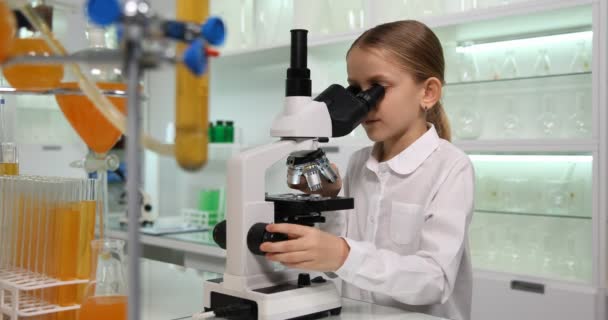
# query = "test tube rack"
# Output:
<box><xmin>0</xmin><ymin>267</ymin><xmax>88</xmax><ymax>320</ymax></box>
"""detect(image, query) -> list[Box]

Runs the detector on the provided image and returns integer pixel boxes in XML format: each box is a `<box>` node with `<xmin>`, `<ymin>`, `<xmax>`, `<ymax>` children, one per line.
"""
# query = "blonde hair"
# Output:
<box><xmin>348</xmin><ymin>20</ymin><xmax>452</xmax><ymax>141</ymax></box>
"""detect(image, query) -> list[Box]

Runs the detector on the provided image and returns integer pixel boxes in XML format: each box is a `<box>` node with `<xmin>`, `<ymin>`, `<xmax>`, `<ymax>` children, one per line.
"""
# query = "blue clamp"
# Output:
<box><xmin>86</xmin><ymin>0</ymin><xmax>122</xmax><ymax>27</ymax></box>
<box><xmin>183</xmin><ymin>39</ymin><xmax>207</xmax><ymax>76</ymax></box>
<box><xmin>201</xmin><ymin>16</ymin><xmax>226</xmax><ymax>46</ymax></box>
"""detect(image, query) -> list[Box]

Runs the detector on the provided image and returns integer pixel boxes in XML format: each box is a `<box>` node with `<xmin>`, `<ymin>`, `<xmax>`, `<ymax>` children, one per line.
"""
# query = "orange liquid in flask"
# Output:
<box><xmin>2</xmin><ymin>38</ymin><xmax>64</xmax><ymax>90</ymax></box>
<box><xmin>55</xmin><ymin>82</ymin><xmax>127</xmax><ymax>155</ymax></box>
<box><xmin>80</xmin><ymin>295</ymin><xmax>127</xmax><ymax>320</ymax></box>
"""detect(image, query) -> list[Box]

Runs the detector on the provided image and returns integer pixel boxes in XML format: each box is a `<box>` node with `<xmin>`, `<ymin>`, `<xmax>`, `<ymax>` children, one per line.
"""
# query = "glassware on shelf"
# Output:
<box><xmin>211</xmin><ymin>0</ymin><xmax>254</xmax><ymax>50</ymax></box>
<box><xmin>488</xmin><ymin>57</ymin><xmax>501</xmax><ymax>80</ymax></box>
<box><xmin>457</xmin><ymin>42</ymin><xmax>479</xmax><ymax>82</ymax></box>
<box><xmin>500</xmin><ymin>177</ymin><xmax>529</xmax><ymax>213</ymax></box>
<box><xmin>537</xmin><ymin>94</ymin><xmax>561</xmax><ymax>137</ymax></box>
<box><xmin>544</xmin><ymin>179</ymin><xmax>570</xmax><ymax>215</ymax></box>
<box><xmin>255</xmin><ymin>0</ymin><xmax>292</xmax><ymax>46</ymax></box>
<box><xmin>2</xmin><ymin>2</ymin><xmax>64</xmax><ymax>90</ymax></box>
<box><xmin>418</xmin><ymin>0</ymin><xmax>443</xmax><ymax>17</ymax></box>
<box><xmin>569</xmin><ymin>40</ymin><xmax>591</xmax><ymax>73</ymax></box>
<box><xmin>568</xmin><ymin>91</ymin><xmax>590</xmax><ymax>138</ymax></box>
<box><xmin>325</xmin><ymin>0</ymin><xmax>365</xmax><ymax>34</ymax></box>
<box><xmin>80</xmin><ymin>239</ymin><xmax>127</xmax><ymax>320</ymax></box>
<box><xmin>533</xmin><ymin>48</ymin><xmax>552</xmax><ymax>76</ymax></box>
<box><xmin>501</xmin><ymin>49</ymin><xmax>518</xmax><ymax>79</ymax></box>
<box><xmin>453</xmin><ymin>101</ymin><xmax>482</xmax><ymax>140</ymax></box>
<box><xmin>502</xmin><ymin>97</ymin><xmax>520</xmax><ymax>138</ymax></box>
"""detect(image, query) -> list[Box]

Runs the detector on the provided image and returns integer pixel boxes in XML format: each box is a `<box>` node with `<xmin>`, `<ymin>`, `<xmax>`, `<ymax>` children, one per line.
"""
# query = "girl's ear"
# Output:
<box><xmin>420</xmin><ymin>77</ymin><xmax>442</xmax><ymax>111</ymax></box>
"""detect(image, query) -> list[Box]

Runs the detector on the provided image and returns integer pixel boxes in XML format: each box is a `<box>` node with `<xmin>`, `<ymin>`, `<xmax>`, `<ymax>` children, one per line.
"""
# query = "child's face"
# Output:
<box><xmin>346</xmin><ymin>46</ymin><xmax>426</xmax><ymax>143</ymax></box>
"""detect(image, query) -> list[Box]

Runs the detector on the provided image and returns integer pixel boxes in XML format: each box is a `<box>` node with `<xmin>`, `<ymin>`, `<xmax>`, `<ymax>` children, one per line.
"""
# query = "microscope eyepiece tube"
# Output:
<box><xmin>285</xmin><ymin>29</ymin><xmax>311</xmax><ymax>97</ymax></box>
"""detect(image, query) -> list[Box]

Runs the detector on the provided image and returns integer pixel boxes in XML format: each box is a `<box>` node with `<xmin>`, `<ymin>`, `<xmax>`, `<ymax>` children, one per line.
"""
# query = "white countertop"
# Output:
<box><xmin>139</xmin><ymin>258</ymin><xmax>446</xmax><ymax>320</ymax></box>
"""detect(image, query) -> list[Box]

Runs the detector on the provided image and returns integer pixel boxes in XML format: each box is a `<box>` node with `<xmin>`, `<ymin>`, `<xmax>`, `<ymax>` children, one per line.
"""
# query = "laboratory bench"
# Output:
<box><xmin>106</xmin><ymin>214</ymin><xmax>226</xmax><ymax>273</ymax></box>
<box><xmin>139</xmin><ymin>258</ymin><xmax>446</xmax><ymax>320</ymax></box>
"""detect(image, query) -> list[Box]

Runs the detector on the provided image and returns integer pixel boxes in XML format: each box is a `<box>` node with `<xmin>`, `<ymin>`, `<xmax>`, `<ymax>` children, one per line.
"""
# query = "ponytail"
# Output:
<box><xmin>427</xmin><ymin>101</ymin><xmax>451</xmax><ymax>141</ymax></box>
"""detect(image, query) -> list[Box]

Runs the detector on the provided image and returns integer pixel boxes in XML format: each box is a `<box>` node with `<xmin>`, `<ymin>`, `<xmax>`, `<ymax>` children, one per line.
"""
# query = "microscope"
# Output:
<box><xmin>205</xmin><ymin>30</ymin><xmax>384</xmax><ymax>320</ymax></box>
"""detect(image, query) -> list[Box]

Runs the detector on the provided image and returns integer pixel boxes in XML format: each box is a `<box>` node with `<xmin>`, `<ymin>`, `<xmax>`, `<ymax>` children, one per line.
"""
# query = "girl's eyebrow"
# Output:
<box><xmin>347</xmin><ymin>74</ymin><xmax>390</xmax><ymax>84</ymax></box>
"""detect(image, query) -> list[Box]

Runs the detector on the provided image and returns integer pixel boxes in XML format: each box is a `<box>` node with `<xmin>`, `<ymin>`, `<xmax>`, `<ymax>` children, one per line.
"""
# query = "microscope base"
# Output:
<box><xmin>203</xmin><ymin>277</ymin><xmax>342</xmax><ymax>320</ymax></box>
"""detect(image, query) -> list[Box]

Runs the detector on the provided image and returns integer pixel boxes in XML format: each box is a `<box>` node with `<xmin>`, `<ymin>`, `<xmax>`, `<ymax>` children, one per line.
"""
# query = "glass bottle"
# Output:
<box><xmin>502</xmin><ymin>97</ymin><xmax>520</xmax><ymax>138</ymax></box>
<box><xmin>80</xmin><ymin>239</ymin><xmax>128</xmax><ymax>320</ymax></box>
<box><xmin>569</xmin><ymin>40</ymin><xmax>590</xmax><ymax>73</ymax></box>
<box><xmin>568</xmin><ymin>91</ymin><xmax>590</xmax><ymax>138</ymax></box>
<box><xmin>537</xmin><ymin>94</ymin><xmax>561</xmax><ymax>137</ymax></box>
<box><xmin>501</xmin><ymin>49</ymin><xmax>518</xmax><ymax>79</ymax></box>
<box><xmin>533</xmin><ymin>48</ymin><xmax>552</xmax><ymax>76</ymax></box>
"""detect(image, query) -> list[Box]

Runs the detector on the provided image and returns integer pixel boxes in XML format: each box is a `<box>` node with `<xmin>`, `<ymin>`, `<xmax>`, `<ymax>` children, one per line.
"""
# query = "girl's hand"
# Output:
<box><xmin>288</xmin><ymin>163</ymin><xmax>342</xmax><ymax>198</ymax></box>
<box><xmin>259</xmin><ymin>223</ymin><xmax>350</xmax><ymax>272</ymax></box>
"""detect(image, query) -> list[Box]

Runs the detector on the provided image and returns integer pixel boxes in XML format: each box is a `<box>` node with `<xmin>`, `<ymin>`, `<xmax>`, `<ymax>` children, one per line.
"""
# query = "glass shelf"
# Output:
<box><xmin>445</xmin><ymin>71</ymin><xmax>591</xmax><ymax>87</ymax></box>
<box><xmin>0</xmin><ymin>86</ymin><xmax>128</xmax><ymax>97</ymax></box>
<box><xmin>476</xmin><ymin>209</ymin><xmax>591</xmax><ymax>220</ymax></box>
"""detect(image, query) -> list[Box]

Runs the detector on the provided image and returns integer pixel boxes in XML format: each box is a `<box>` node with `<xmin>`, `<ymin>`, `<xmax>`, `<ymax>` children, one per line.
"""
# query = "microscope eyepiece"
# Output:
<box><xmin>314</xmin><ymin>83</ymin><xmax>385</xmax><ymax>137</ymax></box>
<box><xmin>356</xmin><ymin>84</ymin><xmax>385</xmax><ymax>111</ymax></box>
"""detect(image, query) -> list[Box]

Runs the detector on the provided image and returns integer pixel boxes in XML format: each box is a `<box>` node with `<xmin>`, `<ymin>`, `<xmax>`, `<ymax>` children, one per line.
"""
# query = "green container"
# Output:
<box><xmin>226</xmin><ymin>121</ymin><xmax>234</xmax><ymax>143</ymax></box>
<box><xmin>214</xmin><ymin>120</ymin><xmax>226</xmax><ymax>143</ymax></box>
<box><xmin>208</xmin><ymin>122</ymin><xmax>215</xmax><ymax>143</ymax></box>
<box><xmin>198</xmin><ymin>189</ymin><xmax>221</xmax><ymax>226</ymax></box>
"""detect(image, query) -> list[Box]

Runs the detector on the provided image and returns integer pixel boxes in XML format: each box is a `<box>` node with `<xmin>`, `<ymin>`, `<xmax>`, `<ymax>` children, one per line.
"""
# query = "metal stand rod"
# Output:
<box><xmin>125</xmin><ymin>40</ymin><xmax>143</xmax><ymax>320</ymax></box>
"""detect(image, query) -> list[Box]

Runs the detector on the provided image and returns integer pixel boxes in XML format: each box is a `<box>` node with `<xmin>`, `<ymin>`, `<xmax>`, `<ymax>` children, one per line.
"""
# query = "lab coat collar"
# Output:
<box><xmin>366</xmin><ymin>124</ymin><xmax>440</xmax><ymax>175</ymax></box>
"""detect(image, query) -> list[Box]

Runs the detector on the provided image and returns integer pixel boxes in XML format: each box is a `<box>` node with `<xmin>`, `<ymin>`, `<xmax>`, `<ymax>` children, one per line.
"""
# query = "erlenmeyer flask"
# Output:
<box><xmin>501</xmin><ymin>49</ymin><xmax>518</xmax><ymax>79</ymax></box>
<box><xmin>502</xmin><ymin>97</ymin><xmax>520</xmax><ymax>138</ymax></box>
<box><xmin>568</xmin><ymin>91</ymin><xmax>590</xmax><ymax>137</ymax></box>
<box><xmin>533</xmin><ymin>48</ymin><xmax>551</xmax><ymax>76</ymax></box>
<box><xmin>569</xmin><ymin>40</ymin><xmax>590</xmax><ymax>73</ymax></box>
<box><xmin>537</xmin><ymin>94</ymin><xmax>561</xmax><ymax>137</ymax></box>
<box><xmin>80</xmin><ymin>239</ymin><xmax>128</xmax><ymax>320</ymax></box>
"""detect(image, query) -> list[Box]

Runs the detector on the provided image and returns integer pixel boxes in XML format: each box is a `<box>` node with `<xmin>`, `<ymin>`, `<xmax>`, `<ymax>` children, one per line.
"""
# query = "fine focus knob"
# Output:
<box><xmin>298</xmin><ymin>273</ymin><xmax>311</xmax><ymax>287</ymax></box>
<box><xmin>213</xmin><ymin>220</ymin><xmax>227</xmax><ymax>249</ymax></box>
<box><xmin>247</xmin><ymin>223</ymin><xmax>288</xmax><ymax>256</ymax></box>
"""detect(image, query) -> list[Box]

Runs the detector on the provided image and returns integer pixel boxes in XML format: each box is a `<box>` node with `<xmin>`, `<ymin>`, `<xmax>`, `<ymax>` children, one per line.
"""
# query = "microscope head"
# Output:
<box><xmin>270</xmin><ymin>29</ymin><xmax>385</xmax><ymax>139</ymax></box>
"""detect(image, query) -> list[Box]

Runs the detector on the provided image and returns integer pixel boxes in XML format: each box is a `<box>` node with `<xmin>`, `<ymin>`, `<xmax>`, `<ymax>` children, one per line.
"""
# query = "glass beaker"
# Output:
<box><xmin>2</xmin><ymin>1</ymin><xmax>64</xmax><ymax>90</ymax></box>
<box><xmin>80</xmin><ymin>239</ymin><xmax>128</xmax><ymax>320</ymax></box>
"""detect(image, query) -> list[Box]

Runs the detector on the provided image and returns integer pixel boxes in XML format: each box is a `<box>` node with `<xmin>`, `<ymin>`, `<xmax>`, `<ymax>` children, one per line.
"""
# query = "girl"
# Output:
<box><xmin>260</xmin><ymin>20</ymin><xmax>474</xmax><ymax>320</ymax></box>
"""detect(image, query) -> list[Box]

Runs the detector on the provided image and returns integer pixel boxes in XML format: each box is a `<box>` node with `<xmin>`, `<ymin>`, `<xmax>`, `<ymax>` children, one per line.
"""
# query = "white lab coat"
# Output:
<box><xmin>323</xmin><ymin>124</ymin><xmax>474</xmax><ymax>320</ymax></box>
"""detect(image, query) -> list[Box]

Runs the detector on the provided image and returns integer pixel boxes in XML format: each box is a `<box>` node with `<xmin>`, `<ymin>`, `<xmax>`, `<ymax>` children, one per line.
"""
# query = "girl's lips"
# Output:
<box><xmin>364</xmin><ymin>119</ymin><xmax>379</xmax><ymax>125</ymax></box>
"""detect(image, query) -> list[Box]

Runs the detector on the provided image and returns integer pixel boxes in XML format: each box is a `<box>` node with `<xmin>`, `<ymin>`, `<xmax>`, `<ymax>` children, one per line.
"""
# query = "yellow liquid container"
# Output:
<box><xmin>0</xmin><ymin>0</ymin><xmax>16</xmax><ymax>62</ymax></box>
<box><xmin>2</xmin><ymin>38</ymin><xmax>64</xmax><ymax>90</ymax></box>
<box><xmin>0</xmin><ymin>162</ymin><xmax>18</xmax><ymax>175</ymax></box>
<box><xmin>175</xmin><ymin>0</ymin><xmax>210</xmax><ymax>171</ymax></box>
